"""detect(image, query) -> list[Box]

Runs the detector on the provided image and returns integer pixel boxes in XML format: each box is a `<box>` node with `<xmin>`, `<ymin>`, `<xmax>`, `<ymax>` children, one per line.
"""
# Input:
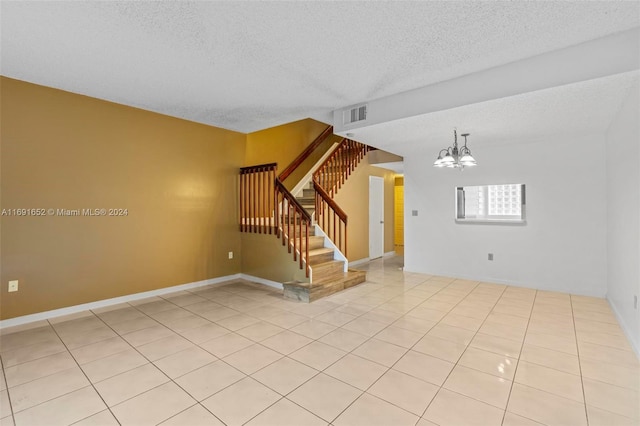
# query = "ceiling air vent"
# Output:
<box><xmin>343</xmin><ymin>104</ymin><xmax>367</xmax><ymax>126</ymax></box>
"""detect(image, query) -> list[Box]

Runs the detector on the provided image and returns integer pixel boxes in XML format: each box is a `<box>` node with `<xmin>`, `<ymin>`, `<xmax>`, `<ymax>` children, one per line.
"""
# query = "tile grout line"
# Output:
<box><xmin>123</xmin><ymin>279</ymin><xmax>351</xmax><ymax>425</ymax></box>
<box><xmin>570</xmin><ymin>294</ymin><xmax>591</xmax><ymax>426</ymax></box>
<box><xmin>44</xmin><ymin>318</ymin><xmax>122</xmax><ymax>425</ymax></box>
<box><xmin>3</xmin><ymin>262</ymin><xmax>635</xmax><ymax>426</ymax></box>
<box><xmin>90</xmin><ymin>302</ymin><xmax>236</xmax><ymax>425</ymax></box>
<box><xmin>66</xmin><ymin>307</ymin><xmax>202</xmax><ymax>421</ymax></box>
<box><xmin>414</xmin><ymin>280</ymin><xmax>511</xmax><ymax>421</ymax></box>
<box><xmin>409</xmin><ymin>281</ymin><xmax>489</xmax><ymax>422</ymax></box>
<box><xmin>245</xmin><ymin>272</ymin><xmax>435</xmax><ymax>424</ymax></box>
<box><xmin>319</xmin><ymin>277</ymin><xmax>501</xmax><ymax>423</ymax></box>
<box><xmin>499</xmin><ymin>289</ymin><xmax>537</xmax><ymax>426</ymax></box>
<box><xmin>0</xmin><ymin>357</ymin><xmax>17</xmax><ymax>426</ymax></box>
<box><xmin>183</xmin><ymin>278</ymin><xmax>387</xmax><ymax>426</ymax></box>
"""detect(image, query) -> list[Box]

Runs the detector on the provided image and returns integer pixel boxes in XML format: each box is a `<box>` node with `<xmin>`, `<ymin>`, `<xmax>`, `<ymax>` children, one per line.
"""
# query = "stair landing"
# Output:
<box><xmin>283</xmin><ymin>269</ymin><xmax>366</xmax><ymax>302</ymax></box>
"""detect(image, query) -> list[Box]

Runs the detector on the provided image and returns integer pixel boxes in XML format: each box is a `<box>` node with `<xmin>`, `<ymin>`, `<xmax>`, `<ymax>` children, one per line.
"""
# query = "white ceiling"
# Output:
<box><xmin>355</xmin><ymin>70</ymin><xmax>640</xmax><ymax>157</ymax></box>
<box><xmin>1</xmin><ymin>1</ymin><xmax>639</xmax><ymax>138</ymax></box>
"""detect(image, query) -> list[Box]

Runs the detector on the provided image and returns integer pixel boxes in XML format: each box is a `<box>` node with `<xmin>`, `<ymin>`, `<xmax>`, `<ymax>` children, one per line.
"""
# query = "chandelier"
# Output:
<box><xmin>433</xmin><ymin>129</ymin><xmax>477</xmax><ymax>169</ymax></box>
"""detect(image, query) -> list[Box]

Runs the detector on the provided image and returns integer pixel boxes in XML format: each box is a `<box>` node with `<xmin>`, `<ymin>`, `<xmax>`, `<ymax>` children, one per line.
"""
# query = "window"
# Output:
<box><xmin>455</xmin><ymin>184</ymin><xmax>526</xmax><ymax>223</ymax></box>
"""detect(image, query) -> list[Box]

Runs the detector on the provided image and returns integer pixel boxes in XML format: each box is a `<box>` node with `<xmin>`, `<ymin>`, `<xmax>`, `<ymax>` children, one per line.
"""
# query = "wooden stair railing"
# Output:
<box><xmin>312</xmin><ymin>138</ymin><xmax>371</xmax><ymax>256</ymax></box>
<box><xmin>274</xmin><ymin>178</ymin><xmax>311</xmax><ymax>277</ymax></box>
<box><xmin>239</xmin><ymin>163</ymin><xmax>277</xmax><ymax>234</ymax></box>
<box><xmin>314</xmin><ymin>183</ymin><xmax>348</xmax><ymax>256</ymax></box>
<box><xmin>239</xmin><ymin>125</ymin><xmax>335</xmax><ymax>278</ymax></box>
<box><xmin>278</xmin><ymin>125</ymin><xmax>334</xmax><ymax>182</ymax></box>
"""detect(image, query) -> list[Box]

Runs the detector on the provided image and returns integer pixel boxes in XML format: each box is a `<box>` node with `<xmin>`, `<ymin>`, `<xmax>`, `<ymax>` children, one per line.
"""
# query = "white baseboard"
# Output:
<box><xmin>350</xmin><ymin>252</ymin><xmax>397</xmax><ymax>267</ymax></box>
<box><xmin>0</xmin><ymin>273</ymin><xmax>248</xmax><ymax>330</ymax></box>
<box><xmin>607</xmin><ymin>296</ymin><xmax>640</xmax><ymax>359</ymax></box>
<box><xmin>240</xmin><ymin>274</ymin><xmax>284</xmax><ymax>290</ymax></box>
<box><xmin>402</xmin><ymin>265</ymin><xmax>606</xmax><ymax>298</ymax></box>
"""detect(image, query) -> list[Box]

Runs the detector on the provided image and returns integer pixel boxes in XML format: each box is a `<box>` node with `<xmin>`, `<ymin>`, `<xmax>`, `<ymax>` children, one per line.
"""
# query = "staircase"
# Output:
<box><xmin>283</xmin><ymin>182</ymin><xmax>366</xmax><ymax>302</ymax></box>
<box><xmin>240</xmin><ymin>126</ymin><xmax>369</xmax><ymax>302</ymax></box>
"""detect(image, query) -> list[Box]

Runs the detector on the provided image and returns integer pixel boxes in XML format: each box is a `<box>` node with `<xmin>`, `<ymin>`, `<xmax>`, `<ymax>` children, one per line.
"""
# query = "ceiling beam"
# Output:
<box><xmin>333</xmin><ymin>27</ymin><xmax>639</xmax><ymax>137</ymax></box>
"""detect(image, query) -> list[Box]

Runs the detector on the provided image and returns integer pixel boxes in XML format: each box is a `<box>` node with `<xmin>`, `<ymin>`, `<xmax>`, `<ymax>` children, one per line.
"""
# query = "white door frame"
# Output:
<box><xmin>369</xmin><ymin>176</ymin><xmax>384</xmax><ymax>260</ymax></box>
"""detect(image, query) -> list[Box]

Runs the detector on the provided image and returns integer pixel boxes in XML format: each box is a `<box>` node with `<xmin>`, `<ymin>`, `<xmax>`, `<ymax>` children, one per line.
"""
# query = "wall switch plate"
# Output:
<box><xmin>488</xmin><ymin>253</ymin><xmax>494</xmax><ymax>261</ymax></box>
<box><xmin>8</xmin><ymin>280</ymin><xmax>18</xmax><ymax>292</ymax></box>
<box><xmin>228</xmin><ymin>251</ymin><xmax>233</xmax><ymax>259</ymax></box>
<box><xmin>634</xmin><ymin>295</ymin><xmax>637</xmax><ymax>310</ymax></box>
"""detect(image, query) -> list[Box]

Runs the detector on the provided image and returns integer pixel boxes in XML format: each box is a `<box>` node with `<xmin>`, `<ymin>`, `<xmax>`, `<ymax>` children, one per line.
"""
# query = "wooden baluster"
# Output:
<box><xmin>282</xmin><ymin>195</ymin><xmax>286</xmax><ymax>246</ymax></box>
<box><xmin>342</xmin><ymin>143</ymin><xmax>347</xmax><ymax>184</ymax></box>
<box><xmin>352</xmin><ymin>141</ymin><xmax>356</xmax><ymax>171</ymax></box>
<box><xmin>293</xmin><ymin>207</ymin><xmax>297</xmax><ymax>261</ymax></box>
<box><xmin>338</xmin><ymin>146</ymin><xmax>342</xmax><ymax>189</ymax></box>
<box><xmin>345</xmin><ymin>141</ymin><xmax>349</xmax><ymax>176</ymax></box>
<box><xmin>263</xmin><ymin>168</ymin><xmax>267</xmax><ymax>233</ymax></box>
<box><xmin>273</xmin><ymin>185</ymin><xmax>277</xmax><ymax>237</ymax></box>
<box><xmin>287</xmin><ymin>200</ymin><xmax>291</xmax><ymax>253</ymax></box>
<box><xmin>272</xmin><ymin>168</ymin><xmax>277</xmax><ymax>234</ymax></box>
<box><xmin>354</xmin><ymin>141</ymin><xmax>358</xmax><ymax>171</ymax></box>
<box><xmin>305</xmin><ymin>221</ymin><xmax>309</xmax><ymax>277</ymax></box>
<box><xmin>352</xmin><ymin>140</ymin><xmax>357</xmax><ymax>172</ymax></box>
<box><xmin>268</xmin><ymin>169</ymin><xmax>272</xmax><ymax>234</ymax></box>
<box><xmin>280</xmin><ymin>192</ymin><xmax>284</xmax><ymax>244</ymax></box>
<box><xmin>337</xmin><ymin>147</ymin><xmax>340</xmax><ymax>191</ymax></box>
<box><xmin>337</xmin><ymin>147</ymin><xmax>341</xmax><ymax>190</ymax></box>
<box><xmin>341</xmin><ymin>145</ymin><xmax>345</xmax><ymax>187</ymax></box>
<box><xmin>328</xmin><ymin>156</ymin><xmax>340</xmax><ymax>195</ymax></box>
<box><xmin>322</xmin><ymin>199</ymin><xmax>326</xmax><ymax>231</ymax></box>
<box><xmin>264</xmin><ymin>168</ymin><xmax>268</xmax><ymax>233</ymax></box>
<box><xmin>254</xmin><ymin>171</ymin><xmax>258</xmax><ymax>232</ymax></box>
<box><xmin>244</xmin><ymin>172</ymin><xmax>248</xmax><ymax>232</ymax></box>
<box><xmin>258</xmin><ymin>168</ymin><xmax>263</xmax><ymax>234</ymax></box>
<box><xmin>239</xmin><ymin>173</ymin><xmax>244</xmax><ymax>232</ymax></box>
<box><xmin>247</xmin><ymin>172</ymin><xmax>250</xmax><ymax>231</ymax></box>
<box><xmin>245</xmin><ymin>173</ymin><xmax>249</xmax><ymax>232</ymax></box>
<box><xmin>344</xmin><ymin>220</ymin><xmax>348</xmax><ymax>257</ymax></box>
<box><xmin>274</xmin><ymin>182</ymin><xmax>278</xmax><ymax>238</ymax></box>
<box><xmin>332</xmin><ymin>151</ymin><xmax>335</xmax><ymax>192</ymax></box>
<box><xmin>255</xmin><ymin>169</ymin><xmax>259</xmax><ymax>233</ymax></box>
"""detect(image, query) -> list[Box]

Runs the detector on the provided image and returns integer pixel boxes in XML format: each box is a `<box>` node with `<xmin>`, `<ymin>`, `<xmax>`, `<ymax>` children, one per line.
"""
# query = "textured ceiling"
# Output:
<box><xmin>1</xmin><ymin>1</ymin><xmax>639</xmax><ymax>133</ymax></box>
<box><xmin>355</xmin><ymin>71</ymin><xmax>639</xmax><ymax>157</ymax></box>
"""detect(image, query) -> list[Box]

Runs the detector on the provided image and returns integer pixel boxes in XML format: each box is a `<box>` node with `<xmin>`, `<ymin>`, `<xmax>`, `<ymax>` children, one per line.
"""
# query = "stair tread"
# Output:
<box><xmin>309</xmin><ymin>247</ymin><xmax>333</xmax><ymax>255</ymax></box>
<box><xmin>284</xmin><ymin>270</ymin><xmax>366</xmax><ymax>290</ymax></box>
<box><xmin>313</xmin><ymin>259</ymin><xmax>344</xmax><ymax>267</ymax></box>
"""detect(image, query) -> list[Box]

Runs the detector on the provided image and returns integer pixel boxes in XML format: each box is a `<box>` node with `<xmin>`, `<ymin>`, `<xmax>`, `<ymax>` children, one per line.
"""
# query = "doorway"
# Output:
<box><xmin>369</xmin><ymin>176</ymin><xmax>384</xmax><ymax>259</ymax></box>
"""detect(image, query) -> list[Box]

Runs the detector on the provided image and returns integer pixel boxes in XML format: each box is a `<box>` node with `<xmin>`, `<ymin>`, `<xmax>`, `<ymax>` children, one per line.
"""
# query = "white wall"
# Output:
<box><xmin>404</xmin><ymin>134</ymin><xmax>607</xmax><ymax>297</ymax></box>
<box><xmin>605</xmin><ymin>80</ymin><xmax>640</xmax><ymax>353</ymax></box>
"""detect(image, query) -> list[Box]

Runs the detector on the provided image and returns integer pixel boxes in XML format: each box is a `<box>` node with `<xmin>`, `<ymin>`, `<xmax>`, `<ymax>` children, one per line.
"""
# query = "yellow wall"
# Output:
<box><xmin>240</xmin><ymin>233</ymin><xmax>310</xmax><ymax>284</ymax></box>
<box><xmin>1</xmin><ymin>78</ymin><xmax>393</xmax><ymax>321</ymax></box>
<box><xmin>333</xmin><ymin>155</ymin><xmax>396</xmax><ymax>262</ymax></box>
<box><xmin>395</xmin><ymin>176</ymin><xmax>404</xmax><ymax>246</ymax></box>
<box><xmin>245</xmin><ymin>118</ymin><xmax>329</xmax><ymax>172</ymax></box>
<box><xmin>0</xmin><ymin>77</ymin><xmax>246</xmax><ymax>319</ymax></box>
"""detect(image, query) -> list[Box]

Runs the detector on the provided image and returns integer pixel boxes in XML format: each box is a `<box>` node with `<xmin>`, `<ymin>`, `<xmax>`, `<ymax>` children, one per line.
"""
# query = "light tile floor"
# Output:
<box><xmin>1</xmin><ymin>256</ymin><xmax>638</xmax><ymax>426</ymax></box>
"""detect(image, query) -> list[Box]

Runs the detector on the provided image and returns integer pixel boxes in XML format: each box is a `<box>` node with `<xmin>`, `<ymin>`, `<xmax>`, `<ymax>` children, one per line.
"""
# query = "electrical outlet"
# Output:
<box><xmin>488</xmin><ymin>253</ymin><xmax>494</xmax><ymax>261</ymax></box>
<box><xmin>8</xmin><ymin>280</ymin><xmax>18</xmax><ymax>292</ymax></box>
<box><xmin>412</xmin><ymin>210</ymin><xmax>418</xmax><ymax>216</ymax></box>
<box><xmin>228</xmin><ymin>251</ymin><xmax>233</xmax><ymax>260</ymax></box>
